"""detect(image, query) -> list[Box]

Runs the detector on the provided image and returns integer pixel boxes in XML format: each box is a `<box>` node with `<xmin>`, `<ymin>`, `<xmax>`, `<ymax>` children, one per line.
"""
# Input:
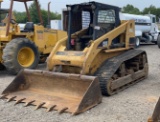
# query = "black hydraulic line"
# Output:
<box><xmin>67</xmin><ymin>8</ymin><xmax>72</xmax><ymax>50</ymax></box>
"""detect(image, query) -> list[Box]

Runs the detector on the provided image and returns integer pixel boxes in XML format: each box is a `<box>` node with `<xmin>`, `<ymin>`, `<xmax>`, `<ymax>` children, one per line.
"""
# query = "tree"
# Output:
<box><xmin>142</xmin><ymin>5</ymin><xmax>157</xmax><ymax>14</ymax></box>
<box><xmin>41</xmin><ymin>9</ymin><xmax>61</xmax><ymax>26</ymax></box>
<box><xmin>13</xmin><ymin>1</ymin><xmax>61</xmax><ymax>26</ymax></box>
<box><xmin>142</xmin><ymin>5</ymin><xmax>160</xmax><ymax>21</ymax></box>
<box><xmin>14</xmin><ymin>11</ymin><xmax>27</xmax><ymax>23</ymax></box>
<box><xmin>122</xmin><ymin>4</ymin><xmax>141</xmax><ymax>14</ymax></box>
<box><xmin>29</xmin><ymin>1</ymin><xmax>40</xmax><ymax>24</ymax></box>
<box><xmin>29</xmin><ymin>1</ymin><xmax>61</xmax><ymax>26</ymax></box>
<box><xmin>122</xmin><ymin>4</ymin><xmax>160</xmax><ymax>21</ymax></box>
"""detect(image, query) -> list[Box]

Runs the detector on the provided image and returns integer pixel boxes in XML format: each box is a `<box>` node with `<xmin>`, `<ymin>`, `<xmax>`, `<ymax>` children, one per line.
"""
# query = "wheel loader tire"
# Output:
<box><xmin>157</xmin><ymin>35</ymin><xmax>160</xmax><ymax>48</ymax></box>
<box><xmin>2</xmin><ymin>38</ymin><xmax>39</xmax><ymax>75</ymax></box>
<box><xmin>0</xmin><ymin>63</ymin><xmax>5</xmax><ymax>70</ymax></box>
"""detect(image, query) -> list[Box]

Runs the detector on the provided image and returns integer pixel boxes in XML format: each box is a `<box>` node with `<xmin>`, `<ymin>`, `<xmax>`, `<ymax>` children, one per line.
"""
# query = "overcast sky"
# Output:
<box><xmin>1</xmin><ymin>0</ymin><xmax>160</xmax><ymax>13</ymax></box>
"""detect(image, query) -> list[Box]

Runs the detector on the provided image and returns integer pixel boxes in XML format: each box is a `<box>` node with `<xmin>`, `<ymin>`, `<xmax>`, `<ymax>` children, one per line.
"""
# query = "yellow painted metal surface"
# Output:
<box><xmin>0</xmin><ymin>26</ymin><xmax>12</xmax><ymax>41</ymax></box>
<box><xmin>43</xmin><ymin>29</ymin><xmax>67</xmax><ymax>54</ymax></box>
<box><xmin>17</xmin><ymin>47</ymin><xmax>35</xmax><ymax>67</ymax></box>
<box><xmin>33</xmin><ymin>25</ymin><xmax>67</xmax><ymax>54</ymax></box>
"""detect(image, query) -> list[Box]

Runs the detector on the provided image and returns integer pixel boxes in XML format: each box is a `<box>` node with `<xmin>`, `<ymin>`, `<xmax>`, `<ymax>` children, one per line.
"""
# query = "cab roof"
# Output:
<box><xmin>66</xmin><ymin>1</ymin><xmax>121</xmax><ymax>11</ymax></box>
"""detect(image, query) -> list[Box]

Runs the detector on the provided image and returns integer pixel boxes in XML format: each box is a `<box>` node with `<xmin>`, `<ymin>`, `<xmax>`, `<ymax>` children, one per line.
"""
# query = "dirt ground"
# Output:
<box><xmin>0</xmin><ymin>44</ymin><xmax>160</xmax><ymax>122</ymax></box>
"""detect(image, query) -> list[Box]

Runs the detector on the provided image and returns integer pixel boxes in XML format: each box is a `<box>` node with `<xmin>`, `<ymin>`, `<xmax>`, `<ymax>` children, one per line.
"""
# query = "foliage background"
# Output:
<box><xmin>14</xmin><ymin>1</ymin><xmax>61</xmax><ymax>26</ymax></box>
<box><xmin>122</xmin><ymin>4</ymin><xmax>160</xmax><ymax>21</ymax></box>
<box><xmin>14</xmin><ymin>2</ymin><xmax>160</xmax><ymax>25</ymax></box>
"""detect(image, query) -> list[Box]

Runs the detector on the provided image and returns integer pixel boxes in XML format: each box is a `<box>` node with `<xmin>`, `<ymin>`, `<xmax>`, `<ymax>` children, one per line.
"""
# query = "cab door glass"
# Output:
<box><xmin>96</xmin><ymin>10</ymin><xmax>115</xmax><ymax>41</ymax></box>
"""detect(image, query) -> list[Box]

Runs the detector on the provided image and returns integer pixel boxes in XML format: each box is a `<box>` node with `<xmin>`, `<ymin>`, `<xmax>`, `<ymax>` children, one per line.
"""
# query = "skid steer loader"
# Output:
<box><xmin>0</xmin><ymin>0</ymin><xmax>67</xmax><ymax>74</ymax></box>
<box><xmin>148</xmin><ymin>98</ymin><xmax>160</xmax><ymax>122</ymax></box>
<box><xmin>0</xmin><ymin>2</ymin><xmax>149</xmax><ymax>115</ymax></box>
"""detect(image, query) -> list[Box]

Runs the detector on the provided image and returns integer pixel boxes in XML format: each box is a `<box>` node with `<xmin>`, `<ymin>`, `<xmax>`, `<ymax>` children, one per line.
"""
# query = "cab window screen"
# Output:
<box><xmin>98</xmin><ymin>10</ymin><xmax>115</xmax><ymax>23</ymax></box>
<box><xmin>82</xmin><ymin>11</ymin><xmax>90</xmax><ymax>29</ymax></box>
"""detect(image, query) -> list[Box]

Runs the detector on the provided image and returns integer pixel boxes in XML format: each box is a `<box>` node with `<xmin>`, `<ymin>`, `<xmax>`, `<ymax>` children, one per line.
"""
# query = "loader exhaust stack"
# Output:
<box><xmin>1</xmin><ymin>69</ymin><xmax>102</xmax><ymax>115</ymax></box>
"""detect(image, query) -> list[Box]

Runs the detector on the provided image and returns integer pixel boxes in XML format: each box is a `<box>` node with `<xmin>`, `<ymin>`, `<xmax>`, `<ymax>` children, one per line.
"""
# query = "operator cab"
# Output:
<box><xmin>64</xmin><ymin>2</ymin><xmax>121</xmax><ymax>50</ymax></box>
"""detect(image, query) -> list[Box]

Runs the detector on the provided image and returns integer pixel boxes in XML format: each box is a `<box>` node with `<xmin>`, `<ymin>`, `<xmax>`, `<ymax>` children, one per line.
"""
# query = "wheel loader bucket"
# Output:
<box><xmin>1</xmin><ymin>69</ymin><xmax>102</xmax><ymax>115</ymax></box>
<box><xmin>148</xmin><ymin>97</ymin><xmax>160</xmax><ymax>122</ymax></box>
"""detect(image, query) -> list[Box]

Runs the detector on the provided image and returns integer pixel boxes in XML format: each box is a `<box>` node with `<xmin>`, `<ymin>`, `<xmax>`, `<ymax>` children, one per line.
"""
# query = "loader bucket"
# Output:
<box><xmin>148</xmin><ymin>97</ymin><xmax>160</xmax><ymax>122</ymax></box>
<box><xmin>1</xmin><ymin>69</ymin><xmax>102</xmax><ymax>115</ymax></box>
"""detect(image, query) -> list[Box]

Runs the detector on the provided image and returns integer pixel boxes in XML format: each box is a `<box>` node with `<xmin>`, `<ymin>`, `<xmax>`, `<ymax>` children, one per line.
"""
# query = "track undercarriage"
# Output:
<box><xmin>95</xmin><ymin>49</ymin><xmax>148</xmax><ymax>96</ymax></box>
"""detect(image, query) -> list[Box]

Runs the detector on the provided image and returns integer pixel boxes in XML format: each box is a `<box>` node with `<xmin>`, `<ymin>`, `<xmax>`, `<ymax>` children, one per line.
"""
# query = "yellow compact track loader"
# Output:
<box><xmin>0</xmin><ymin>0</ymin><xmax>67</xmax><ymax>74</ymax></box>
<box><xmin>148</xmin><ymin>98</ymin><xmax>160</xmax><ymax>122</ymax></box>
<box><xmin>1</xmin><ymin>2</ymin><xmax>148</xmax><ymax>115</ymax></box>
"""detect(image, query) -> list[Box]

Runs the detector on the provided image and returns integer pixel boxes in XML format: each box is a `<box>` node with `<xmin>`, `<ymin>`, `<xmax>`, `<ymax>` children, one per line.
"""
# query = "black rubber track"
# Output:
<box><xmin>95</xmin><ymin>49</ymin><xmax>148</xmax><ymax>96</ymax></box>
<box><xmin>2</xmin><ymin>38</ymin><xmax>39</xmax><ymax>75</ymax></box>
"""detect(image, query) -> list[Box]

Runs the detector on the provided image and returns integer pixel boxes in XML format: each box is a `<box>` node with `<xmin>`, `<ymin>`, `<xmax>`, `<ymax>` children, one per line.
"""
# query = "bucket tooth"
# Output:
<box><xmin>14</xmin><ymin>98</ymin><xmax>26</xmax><ymax>105</ymax></box>
<box><xmin>7</xmin><ymin>96</ymin><xmax>16</xmax><ymax>102</ymax></box>
<box><xmin>59</xmin><ymin>107</ymin><xmax>68</xmax><ymax>114</ymax></box>
<box><xmin>0</xmin><ymin>94</ymin><xmax>8</xmax><ymax>99</ymax></box>
<box><xmin>24</xmin><ymin>100</ymin><xmax>35</xmax><ymax>107</ymax></box>
<box><xmin>46</xmin><ymin>105</ymin><xmax>56</xmax><ymax>112</ymax></box>
<box><xmin>35</xmin><ymin>102</ymin><xmax>45</xmax><ymax>110</ymax></box>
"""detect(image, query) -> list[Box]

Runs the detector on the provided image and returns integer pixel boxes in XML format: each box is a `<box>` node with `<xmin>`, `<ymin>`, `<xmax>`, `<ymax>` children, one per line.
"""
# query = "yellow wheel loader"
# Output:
<box><xmin>1</xmin><ymin>2</ymin><xmax>148</xmax><ymax>115</ymax></box>
<box><xmin>0</xmin><ymin>0</ymin><xmax>67</xmax><ymax>74</ymax></box>
<box><xmin>148</xmin><ymin>98</ymin><xmax>160</xmax><ymax>122</ymax></box>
